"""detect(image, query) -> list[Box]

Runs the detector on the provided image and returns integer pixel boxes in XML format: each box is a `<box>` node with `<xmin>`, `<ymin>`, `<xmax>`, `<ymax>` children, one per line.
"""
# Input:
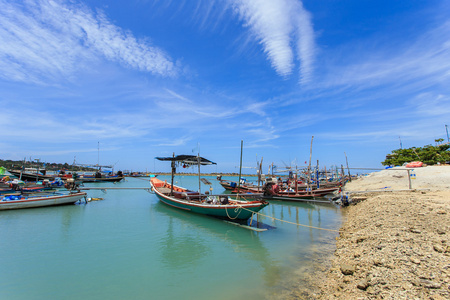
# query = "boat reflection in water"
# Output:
<box><xmin>222</xmin><ymin>188</ymin><xmax>340</xmax><ymax>234</ymax></box>
<box><xmin>152</xmin><ymin>201</ymin><xmax>282</xmax><ymax>291</ymax></box>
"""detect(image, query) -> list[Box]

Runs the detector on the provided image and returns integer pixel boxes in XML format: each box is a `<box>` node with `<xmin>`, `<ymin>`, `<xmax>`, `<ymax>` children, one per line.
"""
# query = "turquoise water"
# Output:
<box><xmin>0</xmin><ymin>176</ymin><xmax>343</xmax><ymax>300</ymax></box>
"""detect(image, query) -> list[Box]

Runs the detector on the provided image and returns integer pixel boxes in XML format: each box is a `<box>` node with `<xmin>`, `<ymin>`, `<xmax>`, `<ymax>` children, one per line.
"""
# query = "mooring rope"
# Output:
<box><xmin>238</xmin><ymin>205</ymin><xmax>339</xmax><ymax>232</ymax></box>
<box><xmin>225</xmin><ymin>206</ymin><xmax>243</xmax><ymax>220</ymax></box>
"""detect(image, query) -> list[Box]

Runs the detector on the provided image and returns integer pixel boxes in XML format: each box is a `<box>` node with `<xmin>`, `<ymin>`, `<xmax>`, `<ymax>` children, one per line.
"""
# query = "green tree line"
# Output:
<box><xmin>0</xmin><ymin>159</ymin><xmax>96</xmax><ymax>172</ymax></box>
<box><xmin>382</xmin><ymin>139</ymin><xmax>450</xmax><ymax>166</ymax></box>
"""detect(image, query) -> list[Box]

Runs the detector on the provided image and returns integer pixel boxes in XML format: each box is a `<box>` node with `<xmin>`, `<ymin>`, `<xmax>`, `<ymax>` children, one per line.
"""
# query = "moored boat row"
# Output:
<box><xmin>8</xmin><ymin>169</ymin><xmax>125</xmax><ymax>183</ymax></box>
<box><xmin>1</xmin><ymin>149</ymin><xmax>347</xmax><ymax>221</ymax></box>
<box><xmin>218</xmin><ymin>175</ymin><xmax>342</xmax><ymax>204</ymax></box>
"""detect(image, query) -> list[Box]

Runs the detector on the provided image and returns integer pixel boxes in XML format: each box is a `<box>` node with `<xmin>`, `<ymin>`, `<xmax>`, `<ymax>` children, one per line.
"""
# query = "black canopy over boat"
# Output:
<box><xmin>155</xmin><ymin>155</ymin><xmax>216</xmax><ymax>165</ymax></box>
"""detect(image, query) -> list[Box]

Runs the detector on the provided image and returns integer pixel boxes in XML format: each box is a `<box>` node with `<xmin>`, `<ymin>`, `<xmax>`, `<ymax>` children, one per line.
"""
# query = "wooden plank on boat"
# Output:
<box><xmin>223</xmin><ymin>220</ymin><xmax>268</xmax><ymax>232</ymax></box>
<box><xmin>200</xmin><ymin>178</ymin><xmax>212</xmax><ymax>185</ymax></box>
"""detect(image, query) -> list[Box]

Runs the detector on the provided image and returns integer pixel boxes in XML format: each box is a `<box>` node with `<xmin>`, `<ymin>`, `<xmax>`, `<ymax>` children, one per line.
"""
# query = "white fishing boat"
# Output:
<box><xmin>0</xmin><ymin>192</ymin><xmax>87</xmax><ymax>210</ymax></box>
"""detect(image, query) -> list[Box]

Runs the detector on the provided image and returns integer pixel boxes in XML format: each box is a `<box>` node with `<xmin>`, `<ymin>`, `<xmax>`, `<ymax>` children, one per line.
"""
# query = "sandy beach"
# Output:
<box><xmin>300</xmin><ymin>165</ymin><xmax>450</xmax><ymax>299</ymax></box>
<box><xmin>345</xmin><ymin>165</ymin><xmax>450</xmax><ymax>192</ymax></box>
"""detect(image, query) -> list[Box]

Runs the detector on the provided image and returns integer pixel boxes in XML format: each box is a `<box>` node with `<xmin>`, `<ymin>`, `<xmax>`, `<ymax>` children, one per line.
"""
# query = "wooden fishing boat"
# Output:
<box><xmin>152</xmin><ymin>154</ymin><xmax>268</xmax><ymax>221</ymax></box>
<box><xmin>126</xmin><ymin>172</ymin><xmax>158</xmax><ymax>178</ymax></box>
<box><xmin>261</xmin><ymin>181</ymin><xmax>338</xmax><ymax>203</ymax></box>
<box><xmin>220</xmin><ymin>178</ymin><xmax>340</xmax><ymax>193</ymax></box>
<box><xmin>78</xmin><ymin>175</ymin><xmax>124</xmax><ymax>183</ymax></box>
<box><xmin>219</xmin><ymin>178</ymin><xmax>338</xmax><ymax>202</ymax></box>
<box><xmin>78</xmin><ymin>171</ymin><xmax>124</xmax><ymax>183</ymax></box>
<box><xmin>151</xmin><ymin>177</ymin><xmax>268</xmax><ymax>220</ymax></box>
<box><xmin>219</xmin><ymin>179</ymin><xmax>263</xmax><ymax>192</ymax></box>
<box><xmin>0</xmin><ymin>191</ymin><xmax>87</xmax><ymax>210</ymax></box>
<box><xmin>8</xmin><ymin>170</ymin><xmax>55</xmax><ymax>181</ymax></box>
<box><xmin>218</xmin><ymin>179</ymin><xmax>235</xmax><ymax>191</ymax></box>
<box><xmin>0</xmin><ymin>176</ymin><xmax>66</xmax><ymax>193</ymax></box>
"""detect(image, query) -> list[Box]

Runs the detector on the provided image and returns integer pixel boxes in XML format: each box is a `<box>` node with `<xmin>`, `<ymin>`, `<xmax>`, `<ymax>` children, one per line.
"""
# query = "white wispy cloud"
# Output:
<box><xmin>408</xmin><ymin>92</ymin><xmax>450</xmax><ymax>116</ymax></box>
<box><xmin>294</xmin><ymin>1</ymin><xmax>315</xmax><ymax>84</ymax></box>
<box><xmin>320</xmin><ymin>21</ymin><xmax>450</xmax><ymax>92</ymax></box>
<box><xmin>157</xmin><ymin>136</ymin><xmax>193</xmax><ymax>147</ymax></box>
<box><xmin>228</xmin><ymin>0</ymin><xmax>315</xmax><ymax>82</ymax></box>
<box><xmin>164</xmin><ymin>88</ymin><xmax>193</xmax><ymax>103</ymax></box>
<box><xmin>0</xmin><ymin>0</ymin><xmax>177</xmax><ymax>84</ymax></box>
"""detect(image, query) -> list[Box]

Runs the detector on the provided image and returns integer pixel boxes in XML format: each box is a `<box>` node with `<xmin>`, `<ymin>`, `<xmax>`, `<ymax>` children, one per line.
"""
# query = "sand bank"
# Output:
<box><xmin>345</xmin><ymin>165</ymin><xmax>450</xmax><ymax>192</ymax></box>
<box><xmin>302</xmin><ymin>165</ymin><xmax>450</xmax><ymax>299</ymax></box>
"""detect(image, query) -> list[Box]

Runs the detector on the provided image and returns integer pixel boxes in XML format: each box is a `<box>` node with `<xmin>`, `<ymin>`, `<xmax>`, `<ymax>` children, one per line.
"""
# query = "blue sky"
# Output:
<box><xmin>1</xmin><ymin>0</ymin><xmax>449</xmax><ymax>173</ymax></box>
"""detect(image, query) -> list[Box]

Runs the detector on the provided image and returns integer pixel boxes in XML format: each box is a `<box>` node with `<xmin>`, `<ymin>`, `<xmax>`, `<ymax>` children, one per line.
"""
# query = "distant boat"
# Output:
<box><xmin>262</xmin><ymin>189</ymin><xmax>338</xmax><ymax>203</ymax></box>
<box><xmin>78</xmin><ymin>174</ymin><xmax>124</xmax><ymax>183</ymax></box>
<box><xmin>219</xmin><ymin>177</ymin><xmax>340</xmax><ymax>193</ymax></box>
<box><xmin>261</xmin><ymin>179</ymin><xmax>339</xmax><ymax>203</ymax></box>
<box><xmin>73</xmin><ymin>155</ymin><xmax>125</xmax><ymax>183</ymax></box>
<box><xmin>151</xmin><ymin>154</ymin><xmax>268</xmax><ymax>221</ymax></box>
<box><xmin>219</xmin><ymin>177</ymin><xmax>339</xmax><ymax>204</ymax></box>
<box><xmin>125</xmin><ymin>173</ymin><xmax>158</xmax><ymax>178</ymax></box>
<box><xmin>0</xmin><ymin>178</ymin><xmax>66</xmax><ymax>195</ymax></box>
<box><xmin>78</xmin><ymin>171</ymin><xmax>124</xmax><ymax>183</ymax></box>
<box><xmin>218</xmin><ymin>178</ymin><xmax>264</xmax><ymax>193</ymax></box>
<box><xmin>7</xmin><ymin>169</ymin><xmax>77</xmax><ymax>182</ymax></box>
<box><xmin>8</xmin><ymin>170</ymin><xmax>55</xmax><ymax>181</ymax></box>
<box><xmin>0</xmin><ymin>191</ymin><xmax>86</xmax><ymax>210</ymax></box>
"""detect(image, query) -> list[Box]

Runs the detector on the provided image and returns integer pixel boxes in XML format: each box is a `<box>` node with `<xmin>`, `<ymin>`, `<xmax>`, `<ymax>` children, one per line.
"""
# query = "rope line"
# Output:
<box><xmin>225</xmin><ymin>206</ymin><xmax>242</xmax><ymax>220</ymax></box>
<box><xmin>238</xmin><ymin>205</ymin><xmax>339</xmax><ymax>232</ymax></box>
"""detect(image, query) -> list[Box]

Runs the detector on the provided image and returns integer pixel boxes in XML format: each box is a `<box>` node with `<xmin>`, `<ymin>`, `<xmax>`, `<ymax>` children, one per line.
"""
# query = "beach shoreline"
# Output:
<box><xmin>297</xmin><ymin>165</ymin><xmax>450</xmax><ymax>299</ymax></box>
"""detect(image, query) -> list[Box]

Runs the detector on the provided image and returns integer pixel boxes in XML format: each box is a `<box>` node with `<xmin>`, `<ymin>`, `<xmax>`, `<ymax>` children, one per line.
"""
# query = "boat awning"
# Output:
<box><xmin>155</xmin><ymin>155</ymin><xmax>216</xmax><ymax>166</ymax></box>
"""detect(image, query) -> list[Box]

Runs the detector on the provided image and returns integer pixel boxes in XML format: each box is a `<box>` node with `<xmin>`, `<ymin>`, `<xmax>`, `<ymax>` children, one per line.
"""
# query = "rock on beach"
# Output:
<box><xmin>305</xmin><ymin>165</ymin><xmax>450</xmax><ymax>299</ymax></box>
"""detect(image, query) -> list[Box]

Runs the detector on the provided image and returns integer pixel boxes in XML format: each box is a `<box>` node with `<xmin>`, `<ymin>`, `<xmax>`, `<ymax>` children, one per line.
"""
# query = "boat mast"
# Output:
<box><xmin>295</xmin><ymin>170</ymin><xmax>298</xmax><ymax>193</ymax></box>
<box><xmin>97</xmin><ymin>141</ymin><xmax>100</xmax><ymax>168</ymax></box>
<box><xmin>35</xmin><ymin>158</ymin><xmax>40</xmax><ymax>182</ymax></box>
<box><xmin>345</xmin><ymin>152</ymin><xmax>352</xmax><ymax>182</ymax></box>
<box><xmin>316</xmin><ymin>160</ymin><xmax>320</xmax><ymax>189</ymax></box>
<box><xmin>20</xmin><ymin>157</ymin><xmax>26</xmax><ymax>181</ymax></box>
<box><xmin>171</xmin><ymin>152</ymin><xmax>175</xmax><ymax>196</ymax></box>
<box><xmin>197</xmin><ymin>153</ymin><xmax>201</xmax><ymax>194</ymax></box>
<box><xmin>307</xmin><ymin>136</ymin><xmax>314</xmax><ymax>194</ymax></box>
<box><xmin>257</xmin><ymin>157</ymin><xmax>263</xmax><ymax>191</ymax></box>
<box><xmin>237</xmin><ymin>140</ymin><xmax>243</xmax><ymax>196</ymax></box>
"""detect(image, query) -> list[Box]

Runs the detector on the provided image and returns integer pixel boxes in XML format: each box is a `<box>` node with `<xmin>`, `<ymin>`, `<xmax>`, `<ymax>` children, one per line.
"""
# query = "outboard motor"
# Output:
<box><xmin>64</xmin><ymin>178</ymin><xmax>78</xmax><ymax>190</ymax></box>
<box><xmin>263</xmin><ymin>181</ymin><xmax>280</xmax><ymax>196</ymax></box>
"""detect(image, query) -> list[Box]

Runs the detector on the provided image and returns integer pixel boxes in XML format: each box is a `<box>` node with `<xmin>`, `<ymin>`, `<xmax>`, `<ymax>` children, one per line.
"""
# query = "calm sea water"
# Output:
<box><xmin>0</xmin><ymin>175</ymin><xmax>343</xmax><ymax>300</ymax></box>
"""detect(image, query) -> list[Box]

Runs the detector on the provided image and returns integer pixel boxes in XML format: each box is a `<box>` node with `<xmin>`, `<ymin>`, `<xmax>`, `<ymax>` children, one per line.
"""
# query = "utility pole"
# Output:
<box><xmin>399</xmin><ymin>136</ymin><xmax>403</xmax><ymax>149</ymax></box>
<box><xmin>308</xmin><ymin>136</ymin><xmax>314</xmax><ymax>186</ymax></box>
<box><xmin>97</xmin><ymin>141</ymin><xmax>100</xmax><ymax>167</ymax></box>
<box><xmin>446</xmin><ymin>125</ymin><xmax>449</xmax><ymax>143</ymax></box>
